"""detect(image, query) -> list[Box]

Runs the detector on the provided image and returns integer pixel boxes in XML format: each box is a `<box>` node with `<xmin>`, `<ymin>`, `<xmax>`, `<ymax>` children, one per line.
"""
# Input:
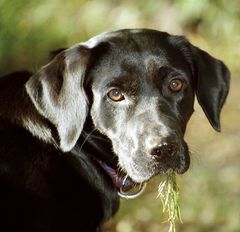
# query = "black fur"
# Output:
<box><xmin>0</xmin><ymin>29</ymin><xmax>230</xmax><ymax>231</ymax></box>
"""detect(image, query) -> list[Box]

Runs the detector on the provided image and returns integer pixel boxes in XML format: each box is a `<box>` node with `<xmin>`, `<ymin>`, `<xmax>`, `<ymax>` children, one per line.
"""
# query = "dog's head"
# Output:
<box><xmin>25</xmin><ymin>29</ymin><xmax>230</xmax><ymax>183</ymax></box>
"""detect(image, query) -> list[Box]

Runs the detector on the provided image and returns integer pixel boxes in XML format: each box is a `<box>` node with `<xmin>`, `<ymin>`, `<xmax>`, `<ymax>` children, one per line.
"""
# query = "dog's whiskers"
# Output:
<box><xmin>79</xmin><ymin>129</ymin><xmax>98</xmax><ymax>152</ymax></box>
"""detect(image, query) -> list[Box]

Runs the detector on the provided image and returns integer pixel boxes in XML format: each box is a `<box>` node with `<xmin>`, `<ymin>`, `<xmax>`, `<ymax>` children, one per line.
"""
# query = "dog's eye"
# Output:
<box><xmin>107</xmin><ymin>88</ymin><xmax>125</xmax><ymax>102</ymax></box>
<box><xmin>168</xmin><ymin>79</ymin><xmax>183</xmax><ymax>92</ymax></box>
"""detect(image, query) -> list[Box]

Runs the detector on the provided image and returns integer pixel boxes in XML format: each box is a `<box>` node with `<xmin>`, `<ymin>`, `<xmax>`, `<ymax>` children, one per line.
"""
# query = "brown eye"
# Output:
<box><xmin>169</xmin><ymin>79</ymin><xmax>183</xmax><ymax>92</ymax></box>
<box><xmin>107</xmin><ymin>88</ymin><xmax>125</xmax><ymax>102</ymax></box>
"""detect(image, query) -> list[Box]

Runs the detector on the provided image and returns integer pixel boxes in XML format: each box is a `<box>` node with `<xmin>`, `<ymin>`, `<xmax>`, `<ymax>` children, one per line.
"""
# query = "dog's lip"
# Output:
<box><xmin>97</xmin><ymin>160</ymin><xmax>140</xmax><ymax>191</ymax></box>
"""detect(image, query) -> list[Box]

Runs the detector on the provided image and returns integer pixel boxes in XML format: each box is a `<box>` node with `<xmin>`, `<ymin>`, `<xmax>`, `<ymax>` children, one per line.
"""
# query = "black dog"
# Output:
<box><xmin>0</xmin><ymin>29</ymin><xmax>230</xmax><ymax>232</ymax></box>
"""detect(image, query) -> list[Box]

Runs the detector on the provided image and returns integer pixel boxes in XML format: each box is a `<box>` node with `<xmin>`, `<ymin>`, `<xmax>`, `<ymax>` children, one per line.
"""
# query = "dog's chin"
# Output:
<box><xmin>122</xmin><ymin>161</ymin><xmax>190</xmax><ymax>184</ymax></box>
<box><xmin>127</xmin><ymin>172</ymin><xmax>154</xmax><ymax>184</ymax></box>
<box><xmin>120</xmin><ymin>164</ymin><xmax>159</xmax><ymax>184</ymax></box>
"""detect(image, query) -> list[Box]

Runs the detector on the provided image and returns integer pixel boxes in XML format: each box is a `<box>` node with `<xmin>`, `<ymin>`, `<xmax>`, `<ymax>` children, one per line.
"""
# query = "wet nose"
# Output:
<box><xmin>150</xmin><ymin>142</ymin><xmax>179</xmax><ymax>158</ymax></box>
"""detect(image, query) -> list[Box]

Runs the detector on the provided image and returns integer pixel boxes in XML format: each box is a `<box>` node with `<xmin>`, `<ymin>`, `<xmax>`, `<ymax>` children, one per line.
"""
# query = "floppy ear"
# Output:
<box><xmin>191</xmin><ymin>46</ymin><xmax>230</xmax><ymax>132</ymax></box>
<box><xmin>25</xmin><ymin>46</ymin><xmax>91</xmax><ymax>152</ymax></box>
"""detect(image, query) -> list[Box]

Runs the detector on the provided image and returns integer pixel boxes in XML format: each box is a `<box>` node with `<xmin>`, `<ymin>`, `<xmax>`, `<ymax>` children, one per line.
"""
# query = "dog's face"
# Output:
<box><xmin>24</xmin><ymin>29</ymin><xmax>230</xmax><ymax>184</ymax></box>
<box><xmin>89</xmin><ymin>34</ymin><xmax>195</xmax><ymax>182</ymax></box>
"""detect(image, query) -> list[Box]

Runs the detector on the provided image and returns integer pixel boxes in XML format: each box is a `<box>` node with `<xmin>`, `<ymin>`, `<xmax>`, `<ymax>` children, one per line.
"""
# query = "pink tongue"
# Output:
<box><xmin>98</xmin><ymin>160</ymin><xmax>135</xmax><ymax>191</ymax></box>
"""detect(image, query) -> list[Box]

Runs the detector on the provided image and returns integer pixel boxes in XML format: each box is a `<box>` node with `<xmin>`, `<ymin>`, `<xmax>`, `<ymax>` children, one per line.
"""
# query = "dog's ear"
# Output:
<box><xmin>25</xmin><ymin>46</ymin><xmax>91</xmax><ymax>152</ymax></box>
<box><xmin>191</xmin><ymin>46</ymin><xmax>230</xmax><ymax>132</ymax></box>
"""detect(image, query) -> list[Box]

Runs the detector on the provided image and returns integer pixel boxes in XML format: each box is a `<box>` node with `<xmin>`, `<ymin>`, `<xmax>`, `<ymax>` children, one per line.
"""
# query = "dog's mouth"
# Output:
<box><xmin>97</xmin><ymin>160</ymin><xmax>147</xmax><ymax>199</ymax></box>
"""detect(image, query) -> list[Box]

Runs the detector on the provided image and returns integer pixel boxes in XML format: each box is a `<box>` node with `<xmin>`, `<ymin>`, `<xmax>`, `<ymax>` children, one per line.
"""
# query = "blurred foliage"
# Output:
<box><xmin>0</xmin><ymin>0</ymin><xmax>240</xmax><ymax>231</ymax></box>
<box><xmin>1</xmin><ymin>0</ymin><xmax>240</xmax><ymax>74</ymax></box>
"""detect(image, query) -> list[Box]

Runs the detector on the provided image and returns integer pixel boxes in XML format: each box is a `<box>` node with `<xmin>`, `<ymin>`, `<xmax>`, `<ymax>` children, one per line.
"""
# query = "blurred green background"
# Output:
<box><xmin>0</xmin><ymin>0</ymin><xmax>240</xmax><ymax>231</ymax></box>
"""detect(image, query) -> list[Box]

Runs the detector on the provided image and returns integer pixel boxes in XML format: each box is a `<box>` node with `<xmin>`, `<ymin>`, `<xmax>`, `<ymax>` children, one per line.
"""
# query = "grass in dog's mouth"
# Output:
<box><xmin>157</xmin><ymin>169</ymin><xmax>182</xmax><ymax>232</ymax></box>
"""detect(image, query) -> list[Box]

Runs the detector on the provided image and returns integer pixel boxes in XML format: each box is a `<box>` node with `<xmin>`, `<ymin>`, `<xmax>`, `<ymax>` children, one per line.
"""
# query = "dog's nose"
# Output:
<box><xmin>150</xmin><ymin>143</ymin><xmax>179</xmax><ymax>158</ymax></box>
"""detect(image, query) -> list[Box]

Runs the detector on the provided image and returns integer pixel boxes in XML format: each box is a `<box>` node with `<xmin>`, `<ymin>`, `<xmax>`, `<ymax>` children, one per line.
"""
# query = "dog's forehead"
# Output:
<box><xmin>86</xmin><ymin>29</ymin><xmax>192</xmax><ymax>90</ymax></box>
<box><xmin>91</xmin><ymin>29</ymin><xmax>189</xmax><ymax>66</ymax></box>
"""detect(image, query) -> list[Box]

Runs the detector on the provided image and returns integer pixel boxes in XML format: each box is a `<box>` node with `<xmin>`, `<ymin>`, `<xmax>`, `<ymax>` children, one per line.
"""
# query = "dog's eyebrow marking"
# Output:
<box><xmin>104</xmin><ymin>76</ymin><xmax>139</xmax><ymax>97</ymax></box>
<box><xmin>103</xmin><ymin>61</ymin><xmax>140</xmax><ymax>89</ymax></box>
